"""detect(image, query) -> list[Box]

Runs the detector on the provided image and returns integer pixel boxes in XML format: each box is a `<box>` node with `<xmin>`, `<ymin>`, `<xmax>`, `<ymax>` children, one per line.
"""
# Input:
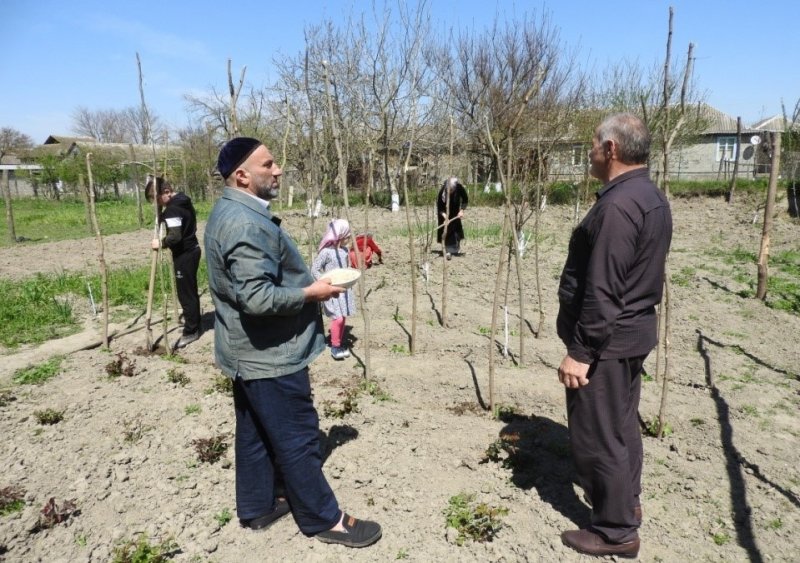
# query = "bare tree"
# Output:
<box><xmin>72</xmin><ymin>106</ymin><xmax>161</xmax><ymax>143</ymax></box>
<box><xmin>430</xmin><ymin>10</ymin><xmax>578</xmax><ymax>412</ymax></box>
<box><xmin>85</xmin><ymin>153</ymin><xmax>110</xmax><ymax>348</ymax></box>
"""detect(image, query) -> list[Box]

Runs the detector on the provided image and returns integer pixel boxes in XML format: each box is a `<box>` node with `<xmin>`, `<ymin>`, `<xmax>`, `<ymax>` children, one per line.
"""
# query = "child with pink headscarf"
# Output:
<box><xmin>312</xmin><ymin>219</ymin><xmax>356</xmax><ymax>360</ymax></box>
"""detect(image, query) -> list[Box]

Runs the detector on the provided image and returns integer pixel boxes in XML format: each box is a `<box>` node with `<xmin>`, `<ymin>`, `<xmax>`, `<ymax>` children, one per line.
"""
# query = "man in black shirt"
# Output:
<box><xmin>557</xmin><ymin>113</ymin><xmax>672</xmax><ymax>558</ymax></box>
<box><xmin>146</xmin><ymin>177</ymin><xmax>202</xmax><ymax>350</ymax></box>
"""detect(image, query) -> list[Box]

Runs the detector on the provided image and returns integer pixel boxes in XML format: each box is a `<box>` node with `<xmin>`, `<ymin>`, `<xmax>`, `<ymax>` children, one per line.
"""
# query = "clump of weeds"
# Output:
<box><xmin>192</xmin><ymin>434</ymin><xmax>229</xmax><ymax>464</ymax></box>
<box><xmin>0</xmin><ymin>390</ymin><xmax>17</xmax><ymax>407</ymax></box>
<box><xmin>645</xmin><ymin>416</ymin><xmax>673</xmax><ymax>437</ymax></box>
<box><xmin>0</xmin><ymin>486</ymin><xmax>26</xmax><ymax>516</ymax></box>
<box><xmin>322</xmin><ymin>387</ymin><xmax>359</xmax><ymax>418</ymax></box>
<box><xmin>166</xmin><ymin>368</ymin><xmax>190</xmax><ymax>386</ymax></box>
<box><xmin>359</xmin><ymin>378</ymin><xmax>391</xmax><ymax>401</ymax></box>
<box><xmin>35</xmin><ymin>497</ymin><xmax>79</xmax><ymax>531</ymax></box>
<box><xmin>111</xmin><ymin>533</ymin><xmax>179</xmax><ymax>562</ymax></box>
<box><xmin>123</xmin><ymin>420</ymin><xmax>149</xmax><ymax>444</ymax></box>
<box><xmin>13</xmin><ymin>357</ymin><xmax>63</xmax><ymax>385</ymax></box>
<box><xmin>207</xmin><ymin>375</ymin><xmax>232</xmax><ymax>396</ymax></box>
<box><xmin>34</xmin><ymin>408</ymin><xmax>65</xmax><ymax>425</ymax></box>
<box><xmin>444</xmin><ymin>492</ymin><xmax>508</xmax><ymax>545</ymax></box>
<box><xmin>214</xmin><ymin>508</ymin><xmax>232</xmax><ymax>527</ymax></box>
<box><xmin>106</xmin><ymin>352</ymin><xmax>137</xmax><ymax>378</ymax></box>
<box><xmin>482</xmin><ymin>432</ymin><xmax>520</xmax><ymax>467</ymax></box>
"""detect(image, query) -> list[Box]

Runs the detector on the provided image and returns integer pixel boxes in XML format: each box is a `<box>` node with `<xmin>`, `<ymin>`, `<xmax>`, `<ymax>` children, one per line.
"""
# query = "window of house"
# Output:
<box><xmin>571</xmin><ymin>144</ymin><xmax>587</xmax><ymax>166</ymax></box>
<box><xmin>716</xmin><ymin>137</ymin><xmax>737</xmax><ymax>161</ymax></box>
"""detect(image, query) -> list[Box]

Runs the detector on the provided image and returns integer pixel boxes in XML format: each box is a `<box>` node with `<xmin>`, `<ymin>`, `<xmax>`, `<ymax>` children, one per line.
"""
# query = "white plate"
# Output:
<box><xmin>323</xmin><ymin>267</ymin><xmax>361</xmax><ymax>288</ymax></box>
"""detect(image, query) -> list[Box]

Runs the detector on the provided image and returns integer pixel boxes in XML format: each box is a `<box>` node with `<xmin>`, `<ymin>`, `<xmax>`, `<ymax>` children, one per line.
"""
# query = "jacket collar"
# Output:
<box><xmin>222</xmin><ymin>187</ymin><xmax>281</xmax><ymax>226</ymax></box>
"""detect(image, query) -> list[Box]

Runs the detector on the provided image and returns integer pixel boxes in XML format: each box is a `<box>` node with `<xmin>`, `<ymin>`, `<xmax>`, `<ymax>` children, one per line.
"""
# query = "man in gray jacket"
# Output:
<box><xmin>204</xmin><ymin>137</ymin><xmax>381</xmax><ymax>548</ymax></box>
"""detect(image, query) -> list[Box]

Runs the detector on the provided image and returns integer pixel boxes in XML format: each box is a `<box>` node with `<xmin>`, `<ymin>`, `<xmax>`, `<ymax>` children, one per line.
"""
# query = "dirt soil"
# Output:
<box><xmin>0</xmin><ymin>197</ymin><xmax>798</xmax><ymax>562</ymax></box>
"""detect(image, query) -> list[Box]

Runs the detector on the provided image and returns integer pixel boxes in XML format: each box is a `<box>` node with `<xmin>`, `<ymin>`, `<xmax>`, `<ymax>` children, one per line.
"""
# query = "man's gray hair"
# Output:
<box><xmin>596</xmin><ymin>113</ymin><xmax>651</xmax><ymax>164</ymax></box>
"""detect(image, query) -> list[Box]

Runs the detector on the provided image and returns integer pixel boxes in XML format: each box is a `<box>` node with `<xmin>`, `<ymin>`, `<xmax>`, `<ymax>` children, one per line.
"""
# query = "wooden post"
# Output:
<box><xmin>2</xmin><ymin>167</ymin><xmax>16</xmax><ymax>244</ymax></box>
<box><xmin>756</xmin><ymin>132</ymin><xmax>781</xmax><ymax>300</ymax></box>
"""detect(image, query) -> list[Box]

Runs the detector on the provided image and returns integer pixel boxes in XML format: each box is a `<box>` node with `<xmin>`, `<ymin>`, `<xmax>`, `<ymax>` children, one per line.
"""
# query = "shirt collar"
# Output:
<box><xmin>596</xmin><ymin>167</ymin><xmax>650</xmax><ymax>199</ymax></box>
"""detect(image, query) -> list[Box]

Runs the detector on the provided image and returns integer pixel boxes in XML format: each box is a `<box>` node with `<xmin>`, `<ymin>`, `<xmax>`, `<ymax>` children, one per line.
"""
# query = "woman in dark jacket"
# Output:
<box><xmin>436</xmin><ymin>176</ymin><xmax>468</xmax><ymax>259</ymax></box>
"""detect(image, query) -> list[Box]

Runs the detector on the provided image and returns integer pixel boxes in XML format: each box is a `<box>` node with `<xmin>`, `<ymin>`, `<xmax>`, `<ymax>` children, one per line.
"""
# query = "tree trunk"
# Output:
<box><xmin>322</xmin><ymin>60</ymin><xmax>371</xmax><ymax>378</ymax></box>
<box><xmin>488</xmin><ymin>210</ymin><xmax>511</xmax><ymax>414</ymax></box>
<box><xmin>656</xmin><ymin>264</ymin><xmax>672</xmax><ymax>438</ymax></box>
<box><xmin>726</xmin><ymin>117</ymin><xmax>742</xmax><ymax>203</ymax></box>
<box><xmin>756</xmin><ymin>132</ymin><xmax>781</xmax><ymax>300</ymax></box>
<box><xmin>129</xmin><ymin>145</ymin><xmax>144</xmax><ymax>228</ymax></box>
<box><xmin>440</xmin><ymin>188</ymin><xmax>451</xmax><ymax>328</ymax></box>
<box><xmin>85</xmin><ymin>153</ymin><xmax>110</xmax><ymax>348</ymax></box>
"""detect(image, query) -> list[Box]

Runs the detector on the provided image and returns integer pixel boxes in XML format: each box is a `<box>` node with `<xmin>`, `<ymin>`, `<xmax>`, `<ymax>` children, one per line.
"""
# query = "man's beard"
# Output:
<box><xmin>254</xmin><ymin>182</ymin><xmax>279</xmax><ymax>201</ymax></box>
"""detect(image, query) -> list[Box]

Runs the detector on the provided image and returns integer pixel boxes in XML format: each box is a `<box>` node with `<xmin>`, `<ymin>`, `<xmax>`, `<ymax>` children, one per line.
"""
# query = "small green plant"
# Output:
<box><xmin>0</xmin><ymin>486</ymin><xmax>26</xmax><ymax>516</ymax></box>
<box><xmin>766</xmin><ymin>518</ymin><xmax>783</xmax><ymax>530</ymax></box>
<box><xmin>671</xmin><ymin>266</ymin><xmax>696</xmax><ymax>287</ymax></box>
<box><xmin>210</xmin><ymin>375</ymin><xmax>233</xmax><ymax>396</ymax></box>
<box><xmin>75</xmin><ymin>533</ymin><xmax>88</xmax><ymax>547</ymax></box>
<box><xmin>494</xmin><ymin>404</ymin><xmax>518</xmax><ymax>420</ymax></box>
<box><xmin>37</xmin><ymin>497</ymin><xmax>78</xmax><ymax>530</ymax></box>
<box><xmin>34</xmin><ymin>408</ymin><xmax>65</xmax><ymax>425</ymax></box>
<box><xmin>396</xmin><ymin>548</ymin><xmax>409</xmax><ymax>559</ymax></box>
<box><xmin>712</xmin><ymin>531</ymin><xmax>730</xmax><ymax>545</ymax></box>
<box><xmin>106</xmin><ymin>352</ymin><xmax>136</xmax><ymax>378</ymax></box>
<box><xmin>482</xmin><ymin>433</ymin><xmax>520</xmax><ymax>467</ymax></box>
<box><xmin>322</xmin><ymin>387</ymin><xmax>360</xmax><ymax>418</ymax></box>
<box><xmin>111</xmin><ymin>533</ymin><xmax>179</xmax><ymax>563</ymax></box>
<box><xmin>390</xmin><ymin>344</ymin><xmax>408</xmax><ymax>354</ymax></box>
<box><xmin>214</xmin><ymin>508</ymin><xmax>232</xmax><ymax>527</ymax></box>
<box><xmin>184</xmin><ymin>404</ymin><xmax>201</xmax><ymax>415</ymax></box>
<box><xmin>167</xmin><ymin>368</ymin><xmax>190</xmax><ymax>386</ymax></box>
<box><xmin>162</xmin><ymin>353</ymin><xmax>187</xmax><ymax>364</ymax></box>
<box><xmin>192</xmin><ymin>434</ymin><xmax>229</xmax><ymax>464</ymax></box>
<box><xmin>444</xmin><ymin>492</ymin><xmax>508</xmax><ymax>545</ymax></box>
<box><xmin>13</xmin><ymin>357</ymin><xmax>63</xmax><ymax>385</ymax></box>
<box><xmin>741</xmin><ymin>404</ymin><xmax>759</xmax><ymax>417</ymax></box>
<box><xmin>641</xmin><ymin>370</ymin><xmax>654</xmax><ymax>383</ymax></box>
<box><xmin>359</xmin><ymin>379</ymin><xmax>391</xmax><ymax>401</ymax></box>
<box><xmin>478</xmin><ymin>326</ymin><xmax>490</xmax><ymax>335</ymax></box>
<box><xmin>645</xmin><ymin>417</ymin><xmax>673</xmax><ymax>437</ymax></box>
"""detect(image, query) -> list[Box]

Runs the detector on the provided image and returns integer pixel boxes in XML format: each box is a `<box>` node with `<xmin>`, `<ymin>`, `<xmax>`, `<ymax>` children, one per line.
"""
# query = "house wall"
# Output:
<box><xmin>549</xmin><ymin>136</ymin><xmax>767</xmax><ymax>182</ymax></box>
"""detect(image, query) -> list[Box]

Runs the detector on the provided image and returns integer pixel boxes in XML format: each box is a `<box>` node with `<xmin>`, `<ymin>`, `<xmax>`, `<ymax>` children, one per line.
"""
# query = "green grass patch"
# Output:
<box><xmin>705</xmin><ymin>246</ymin><xmax>800</xmax><ymax>314</ymax></box>
<box><xmin>0</xmin><ymin>263</ymin><xmax>208</xmax><ymax>348</ymax></box>
<box><xmin>13</xmin><ymin>357</ymin><xmax>63</xmax><ymax>385</ymax></box>
<box><xmin>0</xmin><ymin>196</ymin><xmax>212</xmax><ymax>248</ymax></box>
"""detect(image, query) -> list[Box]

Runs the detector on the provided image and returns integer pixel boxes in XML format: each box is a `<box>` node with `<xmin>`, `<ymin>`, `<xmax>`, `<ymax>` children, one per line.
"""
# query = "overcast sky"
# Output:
<box><xmin>1</xmin><ymin>0</ymin><xmax>797</xmax><ymax>143</ymax></box>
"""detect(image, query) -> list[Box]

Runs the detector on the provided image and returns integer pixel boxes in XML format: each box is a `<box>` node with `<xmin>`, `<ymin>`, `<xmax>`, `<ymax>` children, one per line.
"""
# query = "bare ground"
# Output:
<box><xmin>0</xmin><ymin>197</ymin><xmax>798</xmax><ymax>562</ymax></box>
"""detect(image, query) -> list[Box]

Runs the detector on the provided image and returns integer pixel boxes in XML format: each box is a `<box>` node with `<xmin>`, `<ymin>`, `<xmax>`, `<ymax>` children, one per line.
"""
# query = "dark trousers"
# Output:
<box><xmin>566</xmin><ymin>355</ymin><xmax>645</xmax><ymax>543</ymax></box>
<box><xmin>172</xmin><ymin>246</ymin><xmax>200</xmax><ymax>335</ymax></box>
<box><xmin>232</xmin><ymin>368</ymin><xmax>340</xmax><ymax>535</ymax></box>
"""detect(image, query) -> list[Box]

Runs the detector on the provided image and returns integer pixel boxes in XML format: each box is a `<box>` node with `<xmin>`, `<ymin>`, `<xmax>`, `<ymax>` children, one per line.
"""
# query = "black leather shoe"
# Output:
<box><xmin>240</xmin><ymin>499</ymin><xmax>291</xmax><ymax>531</ymax></box>
<box><xmin>561</xmin><ymin>529</ymin><xmax>639</xmax><ymax>558</ymax></box>
<box><xmin>174</xmin><ymin>331</ymin><xmax>201</xmax><ymax>350</ymax></box>
<box><xmin>315</xmin><ymin>513</ymin><xmax>382</xmax><ymax>548</ymax></box>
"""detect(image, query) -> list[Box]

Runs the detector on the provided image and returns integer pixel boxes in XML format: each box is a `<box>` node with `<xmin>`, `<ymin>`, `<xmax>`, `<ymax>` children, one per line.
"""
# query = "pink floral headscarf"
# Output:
<box><xmin>318</xmin><ymin>218</ymin><xmax>351</xmax><ymax>252</ymax></box>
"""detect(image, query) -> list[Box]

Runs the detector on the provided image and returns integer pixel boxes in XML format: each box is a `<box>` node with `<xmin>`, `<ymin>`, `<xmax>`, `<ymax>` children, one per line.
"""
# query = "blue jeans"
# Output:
<box><xmin>233</xmin><ymin>368</ymin><xmax>341</xmax><ymax>535</ymax></box>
